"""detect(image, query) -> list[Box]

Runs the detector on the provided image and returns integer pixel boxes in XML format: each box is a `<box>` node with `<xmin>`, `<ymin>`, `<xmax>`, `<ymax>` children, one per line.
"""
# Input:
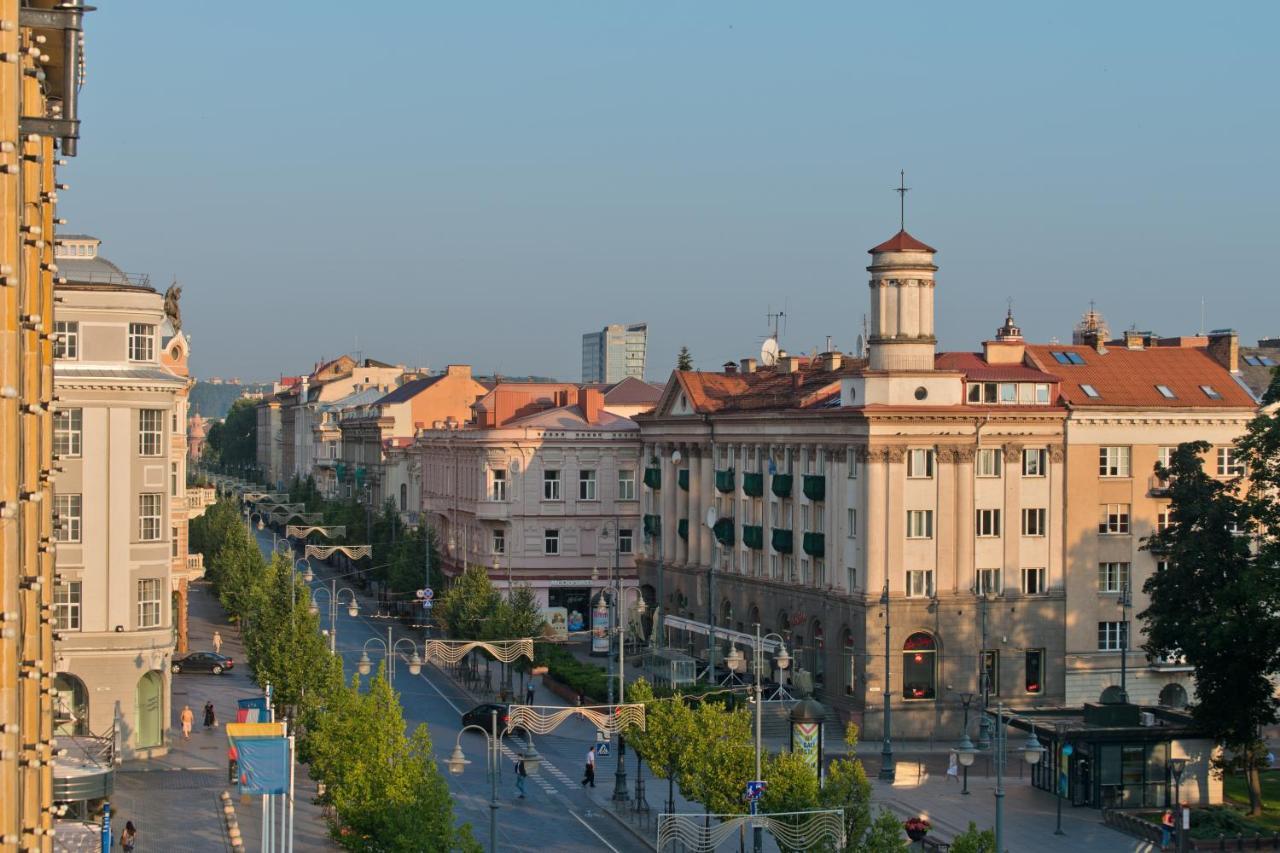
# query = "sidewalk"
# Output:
<box><xmin>110</xmin><ymin>580</ymin><xmax>335</xmax><ymax>851</ymax></box>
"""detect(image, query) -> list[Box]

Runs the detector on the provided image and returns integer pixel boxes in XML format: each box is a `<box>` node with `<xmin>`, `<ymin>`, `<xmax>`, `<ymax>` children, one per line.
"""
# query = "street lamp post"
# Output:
<box><xmin>976</xmin><ymin>589</ymin><xmax>993</xmax><ymax>749</ymax></box>
<box><xmin>1119</xmin><ymin>581</ymin><xmax>1132</xmax><ymax>704</ymax></box>
<box><xmin>735</xmin><ymin>623</ymin><xmax>790</xmax><ymax>853</ymax></box>
<box><xmin>446</xmin><ymin>708</ymin><xmax>542</xmax><ymax>853</ymax></box>
<box><xmin>879</xmin><ymin>579</ymin><xmax>895</xmax><ymax>782</ymax></box>
<box><xmin>951</xmin><ymin>692</ymin><xmax>977</xmax><ymax>795</ymax></box>
<box><xmin>1169</xmin><ymin>756</ymin><xmax>1187</xmax><ymax>853</ymax></box>
<box><xmin>991</xmin><ymin>703</ymin><xmax>1045</xmax><ymax>853</ymax></box>
<box><xmin>1054</xmin><ymin>721</ymin><xmax>1066</xmax><ymax>836</ymax></box>
<box><xmin>308</xmin><ymin>580</ymin><xmax>359</xmax><ymax>654</ymax></box>
<box><xmin>356</xmin><ymin>626</ymin><xmax>423</xmax><ymax>688</ymax></box>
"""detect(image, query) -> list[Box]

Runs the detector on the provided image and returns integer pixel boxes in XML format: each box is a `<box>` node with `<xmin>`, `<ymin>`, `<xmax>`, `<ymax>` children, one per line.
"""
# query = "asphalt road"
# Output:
<box><xmin>256</xmin><ymin>530</ymin><xmax>652</xmax><ymax>853</ymax></box>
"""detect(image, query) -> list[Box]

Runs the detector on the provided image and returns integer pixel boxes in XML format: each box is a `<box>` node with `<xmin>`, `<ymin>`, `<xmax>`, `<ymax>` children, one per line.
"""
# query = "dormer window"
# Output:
<box><xmin>1155</xmin><ymin>385</ymin><xmax>1176</xmax><ymax>399</ymax></box>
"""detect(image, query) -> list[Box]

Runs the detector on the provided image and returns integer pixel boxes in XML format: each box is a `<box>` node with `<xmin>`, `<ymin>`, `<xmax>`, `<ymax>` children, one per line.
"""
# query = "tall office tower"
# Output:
<box><xmin>582</xmin><ymin>322</ymin><xmax>647</xmax><ymax>384</ymax></box>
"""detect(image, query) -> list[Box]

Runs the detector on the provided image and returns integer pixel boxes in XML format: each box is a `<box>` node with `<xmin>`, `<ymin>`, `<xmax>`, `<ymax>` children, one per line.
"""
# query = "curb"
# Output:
<box><xmin>589</xmin><ymin>793</ymin><xmax>658</xmax><ymax>851</ymax></box>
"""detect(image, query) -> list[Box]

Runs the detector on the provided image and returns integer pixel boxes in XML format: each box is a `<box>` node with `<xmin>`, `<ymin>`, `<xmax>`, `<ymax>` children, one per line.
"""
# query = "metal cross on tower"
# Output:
<box><xmin>895</xmin><ymin>170</ymin><xmax>910</xmax><ymax>230</ymax></box>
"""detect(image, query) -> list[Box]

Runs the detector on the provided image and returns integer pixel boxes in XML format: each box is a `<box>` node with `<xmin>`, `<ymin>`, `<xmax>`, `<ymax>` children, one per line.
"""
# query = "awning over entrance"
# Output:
<box><xmin>662</xmin><ymin>615</ymin><xmax>784</xmax><ymax>653</ymax></box>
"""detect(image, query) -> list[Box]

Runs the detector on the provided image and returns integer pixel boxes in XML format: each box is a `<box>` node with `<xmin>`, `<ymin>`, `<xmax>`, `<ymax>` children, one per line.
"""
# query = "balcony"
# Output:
<box><xmin>770</xmin><ymin>474</ymin><xmax>793</xmax><ymax>498</ymax></box>
<box><xmin>742</xmin><ymin>472</ymin><xmax>764</xmax><ymax>498</ymax></box>
<box><xmin>678</xmin><ymin>469</ymin><xmax>689</xmax><ymax>491</ymax></box>
<box><xmin>802</xmin><ymin>474</ymin><xmax>826</xmax><ymax>502</ymax></box>
<box><xmin>643</xmin><ymin>514</ymin><xmax>662</xmax><ymax>538</ymax></box>
<box><xmin>185</xmin><ymin>486</ymin><xmax>217</xmax><ymax>519</ymax></box>
<box><xmin>1148</xmin><ymin>475</ymin><xmax>1171</xmax><ymax>497</ymax></box>
<box><xmin>743</xmin><ymin>524</ymin><xmax>764</xmax><ymax>550</ymax></box>
<box><xmin>715</xmin><ymin>469</ymin><xmax>736</xmax><ymax>494</ymax></box>
<box><xmin>185</xmin><ymin>553</ymin><xmax>205</xmax><ymax>580</ymax></box>
<box><xmin>802</xmin><ymin>532</ymin><xmax>825</xmax><ymax>557</ymax></box>
<box><xmin>771</xmin><ymin>528</ymin><xmax>794</xmax><ymax>554</ymax></box>
<box><xmin>473</xmin><ymin>500</ymin><xmax>511</xmax><ymax>521</ymax></box>
<box><xmin>712</xmin><ymin>518</ymin><xmax>735</xmax><ymax>547</ymax></box>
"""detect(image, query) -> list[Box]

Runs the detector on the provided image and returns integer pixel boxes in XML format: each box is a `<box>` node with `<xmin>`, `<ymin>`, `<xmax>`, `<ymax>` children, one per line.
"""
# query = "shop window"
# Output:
<box><xmin>902</xmin><ymin>632</ymin><xmax>937</xmax><ymax>700</ymax></box>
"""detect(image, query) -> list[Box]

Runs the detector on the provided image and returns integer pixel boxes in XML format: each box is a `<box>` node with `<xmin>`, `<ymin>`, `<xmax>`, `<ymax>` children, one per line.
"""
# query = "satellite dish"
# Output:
<box><xmin>510</xmin><ymin>459</ymin><xmax>521</xmax><ymax>474</ymax></box>
<box><xmin>760</xmin><ymin>337</ymin><xmax>780</xmax><ymax>367</ymax></box>
<box><xmin>671</xmin><ymin>449</ymin><xmax>682</xmax><ymax>465</ymax></box>
<box><xmin>704</xmin><ymin>507</ymin><xmax>718</xmax><ymax>530</ymax></box>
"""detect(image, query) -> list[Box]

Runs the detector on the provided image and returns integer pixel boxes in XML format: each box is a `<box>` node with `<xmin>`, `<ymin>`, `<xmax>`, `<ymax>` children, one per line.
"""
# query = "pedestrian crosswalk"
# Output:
<box><xmin>499</xmin><ymin>741</ymin><xmax>559</xmax><ymax>796</ymax></box>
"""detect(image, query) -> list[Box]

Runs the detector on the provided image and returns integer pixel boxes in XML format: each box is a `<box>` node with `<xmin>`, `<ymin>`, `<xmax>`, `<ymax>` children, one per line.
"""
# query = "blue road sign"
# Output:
<box><xmin>745</xmin><ymin>780</ymin><xmax>767</xmax><ymax>801</ymax></box>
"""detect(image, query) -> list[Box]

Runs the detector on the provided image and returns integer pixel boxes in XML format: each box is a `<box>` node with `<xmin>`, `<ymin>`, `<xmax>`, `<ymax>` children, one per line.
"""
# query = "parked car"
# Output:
<box><xmin>461</xmin><ymin>703</ymin><xmax>524</xmax><ymax>735</ymax></box>
<box><xmin>172</xmin><ymin>652</ymin><xmax>235</xmax><ymax>675</ymax></box>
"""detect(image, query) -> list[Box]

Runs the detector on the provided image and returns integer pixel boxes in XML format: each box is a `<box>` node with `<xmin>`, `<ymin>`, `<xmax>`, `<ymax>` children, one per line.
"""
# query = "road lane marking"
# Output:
<box><xmin>570</xmin><ymin>808</ymin><xmax>621</xmax><ymax>853</ymax></box>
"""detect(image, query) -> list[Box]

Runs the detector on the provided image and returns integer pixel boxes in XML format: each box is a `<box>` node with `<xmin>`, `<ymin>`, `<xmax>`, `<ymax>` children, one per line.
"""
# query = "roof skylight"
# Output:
<box><xmin>1080</xmin><ymin>384</ymin><xmax>1101</xmax><ymax>398</ymax></box>
<box><xmin>1155</xmin><ymin>385</ymin><xmax>1176</xmax><ymax>399</ymax></box>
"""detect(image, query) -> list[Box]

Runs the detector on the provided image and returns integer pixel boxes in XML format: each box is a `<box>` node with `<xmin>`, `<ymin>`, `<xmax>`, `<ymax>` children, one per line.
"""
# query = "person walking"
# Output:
<box><xmin>514</xmin><ymin>758</ymin><xmax>527</xmax><ymax>799</ymax></box>
<box><xmin>525</xmin><ymin>683</ymin><xmax>535</xmax><ymax>705</ymax></box>
<box><xmin>213</xmin><ymin>631</ymin><xmax>223</xmax><ymax>655</ymax></box>
<box><xmin>1161</xmin><ymin>808</ymin><xmax>1174</xmax><ymax>850</ymax></box>
<box><xmin>120</xmin><ymin>820</ymin><xmax>137</xmax><ymax>852</ymax></box>
<box><xmin>581</xmin><ymin>745</ymin><xmax>596</xmax><ymax>787</ymax></box>
<box><xmin>203</xmin><ymin>700</ymin><xmax>216</xmax><ymax>729</ymax></box>
<box><xmin>180</xmin><ymin>704</ymin><xmax>194</xmax><ymax>740</ymax></box>
<box><xmin>946</xmin><ymin>750</ymin><xmax>960</xmax><ymax>783</ymax></box>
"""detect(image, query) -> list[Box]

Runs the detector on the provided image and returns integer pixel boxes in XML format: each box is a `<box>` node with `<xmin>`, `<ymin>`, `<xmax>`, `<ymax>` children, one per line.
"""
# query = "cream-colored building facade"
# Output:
<box><xmin>51</xmin><ymin>237</ymin><xmax>185</xmax><ymax>758</ymax></box>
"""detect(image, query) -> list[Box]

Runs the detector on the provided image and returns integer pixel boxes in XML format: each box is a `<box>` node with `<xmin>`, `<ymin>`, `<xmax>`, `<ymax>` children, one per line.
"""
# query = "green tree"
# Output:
<box><xmin>493</xmin><ymin>583</ymin><xmax>545</xmax><ymax>639</ymax></box>
<box><xmin>758</xmin><ymin>751</ymin><xmax>822</xmax><ymax>852</ymax></box>
<box><xmin>435</xmin><ymin>564</ymin><xmax>501</xmax><ymax>639</ymax></box>
<box><xmin>948</xmin><ymin>822</ymin><xmax>996</xmax><ymax>853</ymax></box>
<box><xmin>626</xmin><ymin>679</ymin><xmax>696</xmax><ymax>815</ymax></box>
<box><xmin>676</xmin><ymin>346</ymin><xmax>694</xmax><ymax>371</ymax></box>
<box><xmin>862</xmin><ymin>808</ymin><xmax>908</xmax><ymax>852</ymax></box>
<box><xmin>1141</xmin><ymin>437</ymin><xmax>1280</xmax><ymax>815</ymax></box>
<box><xmin>208</xmin><ymin>398</ymin><xmax>258</xmax><ymax>470</ymax></box>
<box><xmin>677</xmin><ymin>700</ymin><xmax>754</xmax><ymax>816</ymax></box>
<box><xmin>822</xmin><ymin>724</ymin><xmax>873</xmax><ymax>850</ymax></box>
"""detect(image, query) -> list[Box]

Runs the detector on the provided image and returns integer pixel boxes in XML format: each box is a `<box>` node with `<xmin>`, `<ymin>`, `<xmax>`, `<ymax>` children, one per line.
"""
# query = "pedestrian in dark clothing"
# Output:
<box><xmin>203</xmin><ymin>700</ymin><xmax>216</xmax><ymax>728</ymax></box>
<box><xmin>581</xmin><ymin>745</ymin><xmax>596</xmax><ymax>787</ymax></box>
<box><xmin>525</xmin><ymin>683</ymin><xmax>535</xmax><ymax>705</ymax></box>
<box><xmin>514</xmin><ymin>758</ymin><xmax>527</xmax><ymax>798</ymax></box>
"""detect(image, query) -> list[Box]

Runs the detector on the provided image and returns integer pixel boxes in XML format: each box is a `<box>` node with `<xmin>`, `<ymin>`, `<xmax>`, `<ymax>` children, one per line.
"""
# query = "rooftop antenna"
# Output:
<box><xmin>1199</xmin><ymin>298</ymin><xmax>1206</xmax><ymax>336</ymax></box>
<box><xmin>895</xmin><ymin>169</ymin><xmax>911</xmax><ymax>231</ymax></box>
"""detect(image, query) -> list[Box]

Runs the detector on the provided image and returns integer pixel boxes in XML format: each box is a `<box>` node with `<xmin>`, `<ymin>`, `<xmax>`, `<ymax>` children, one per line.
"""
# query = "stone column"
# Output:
<box><xmin>1002</xmin><ymin>443</ymin><xmax>1024</xmax><ymax>595</ymax></box>
<box><xmin>955</xmin><ymin>446</ymin><xmax>976</xmax><ymax>594</ymax></box>
<box><xmin>675</xmin><ymin>443</ymin><xmax>689</xmax><ymax>566</ymax></box>
<box><xmin>1049</xmin><ymin>444</ymin><xmax>1065</xmax><ymax>592</ymax></box>
<box><xmin>701</xmin><ymin>442</ymin><xmax>715</xmax><ymax>570</ymax></box>
<box><xmin>688</xmin><ymin>446</ymin><xmax>702</xmax><ymax>568</ymax></box>
<box><xmin>661</xmin><ymin>444</ymin><xmax>678</xmax><ymax>566</ymax></box>
<box><xmin>865</xmin><ymin>447</ymin><xmax>888</xmax><ymax>594</ymax></box>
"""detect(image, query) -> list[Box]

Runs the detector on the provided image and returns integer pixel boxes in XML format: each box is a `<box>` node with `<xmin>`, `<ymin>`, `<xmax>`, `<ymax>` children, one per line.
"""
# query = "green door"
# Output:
<box><xmin>135</xmin><ymin>671</ymin><xmax>163</xmax><ymax>749</ymax></box>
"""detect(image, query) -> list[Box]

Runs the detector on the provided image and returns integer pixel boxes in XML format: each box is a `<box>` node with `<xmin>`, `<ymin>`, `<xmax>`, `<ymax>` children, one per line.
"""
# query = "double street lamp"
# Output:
<box><xmin>957</xmin><ymin>703</ymin><xmax>1045</xmax><ymax>853</ymax></box>
<box><xmin>308</xmin><ymin>580</ymin><xmax>359</xmax><ymax>654</ymax></box>
<box><xmin>356</xmin><ymin>626</ymin><xmax>423</xmax><ymax>687</ymax></box>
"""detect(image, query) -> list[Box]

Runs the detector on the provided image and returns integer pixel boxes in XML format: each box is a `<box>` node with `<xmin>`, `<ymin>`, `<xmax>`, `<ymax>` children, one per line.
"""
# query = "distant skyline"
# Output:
<box><xmin>62</xmin><ymin>3</ymin><xmax>1278</xmax><ymax>381</ymax></box>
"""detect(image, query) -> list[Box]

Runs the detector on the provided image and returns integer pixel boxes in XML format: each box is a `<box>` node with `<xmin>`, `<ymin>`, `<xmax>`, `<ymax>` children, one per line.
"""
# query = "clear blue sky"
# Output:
<box><xmin>62</xmin><ymin>2</ymin><xmax>1279</xmax><ymax>382</ymax></box>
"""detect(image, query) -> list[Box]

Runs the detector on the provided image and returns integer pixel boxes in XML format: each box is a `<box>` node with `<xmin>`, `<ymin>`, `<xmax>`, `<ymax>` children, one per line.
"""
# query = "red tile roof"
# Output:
<box><xmin>669</xmin><ymin>359</ymin><xmax>864</xmax><ymax>414</ymax></box>
<box><xmin>868</xmin><ymin>230</ymin><xmax>936</xmax><ymax>254</ymax></box>
<box><xmin>1024</xmin><ymin>344</ymin><xmax>1253</xmax><ymax>408</ymax></box>
<box><xmin>935</xmin><ymin>352</ymin><xmax>1058</xmax><ymax>383</ymax></box>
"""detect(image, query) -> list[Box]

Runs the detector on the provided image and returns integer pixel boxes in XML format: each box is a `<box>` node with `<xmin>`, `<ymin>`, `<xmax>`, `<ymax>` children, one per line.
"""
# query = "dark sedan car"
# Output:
<box><xmin>461</xmin><ymin>703</ymin><xmax>524</xmax><ymax>735</ymax></box>
<box><xmin>171</xmin><ymin>652</ymin><xmax>235</xmax><ymax>675</ymax></box>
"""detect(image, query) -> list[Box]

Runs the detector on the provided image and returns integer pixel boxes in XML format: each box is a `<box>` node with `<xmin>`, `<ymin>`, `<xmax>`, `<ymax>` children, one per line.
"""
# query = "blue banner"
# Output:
<box><xmin>235</xmin><ymin>736</ymin><xmax>290</xmax><ymax>795</ymax></box>
<box><xmin>236</xmin><ymin>696</ymin><xmax>269</xmax><ymax>723</ymax></box>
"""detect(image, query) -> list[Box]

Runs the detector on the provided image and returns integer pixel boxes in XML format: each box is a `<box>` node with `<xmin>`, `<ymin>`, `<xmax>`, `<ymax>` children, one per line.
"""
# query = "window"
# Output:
<box><xmin>982</xmin><ymin>650</ymin><xmax>1000</xmax><ymax>696</ymax></box>
<box><xmin>1023</xmin><ymin>447</ymin><xmax>1048</xmax><ymax>477</ymax></box>
<box><xmin>1035</xmin><ymin>383</ymin><xmax>1051</xmax><ymax>403</ymax></box>
<box><xmin>617</xmin><ymin>469</ymin><xmax>636</xmax><ymax>501</ymax></box>
<box><xmin>618</xmin><ymin>529</ymin><xmax>633</xmax><ymax>554</ymax></box>
<box><xmin>1051</xmin><ymin>350</ymin><xmax>1085</xmax><ymax>365</ymax></box>
<box><xmin>54</xmin><ymin>494</ymin><xmax>81</xmax><ymax>542</ymax></box>
<box><xmin>975</xmin><ymin>508</ymin><xmax>1002</xmax><ymax>537</ymax></box>
<box><xmin>1099</xmin><ymin>504</ymin><xmax>1130</xmax><ymax>535</ymax></box>
<box><xmin>902</xmin><ymin>632</ymin><xmax>937</xmax><ymax>699</ymax></box>
<box><xmin>1021</xmin><ymin>507</ymin><xmax>1047</xmax><ymax>536</ymax></box>
<box><xmin>906</xmin><ymin>510</ymin><xmax>934</xmax><ymax>539</ymax></box>
<box><xmin>543</xmin><ymin>529</ymin><xmax>559</xmax><ymax>555</ymax></box>
<box><xmin>138</xmin><ymin>409</ymin><xmax>163</xmax><ymax>456</ymax></box>
<box><xmin>1000</xmin><ymin>383</ymin><xmax>1017</xmax><ymax>404</ymax></box>
<box><xmin>846</xmin><ymin>447</ymin><xmax>858</xmax><ymax>477</ymax></box>
<box><xmin>492</xmin><ymin>528</ymin><xmax>505</xmax><ymax>554</ymax></box>
<box><xmin>1155</xmin><ymin>385</ymin><xmax>1176</xmax><ymax>399</ymax></box>
<box><xmin>137</xmin><ymin>578</ymin><xmax>162</xmax><ymax>628</ymax></box>
<box><xmin>1021</xmin><ymin>567</ymin><xmax>1047</xmax><ymax>595</ymax></box>
<box><xmin>578</xmin><ymin>469</ymin><xmax>597</xmax><ymax>501</ymax></box>
<box><xmin>976</xmin><ymin>448</ymin><xmax>1003</xmax><ymax>477</ymax></box>
<box><xmin>1217</xmin><ymin>447</ymin><xmax>1245</xmax><ymax>477</ymax></box>
<box><xmin>1200</xmin><ymin>385</ymin><xmax>1222</xmax><ymax>400</ymax></box>
<box><xmin>138</xmin><ymin>493</ymin><xmax>162</xmax><ymax>541</ymax></box>
<box><xmin>1098</xmin><ymin>621</ymin><xmax>1129</xmax><ymax>651</ymax></box>
<box><xmin>491</xmin><ymin>469</ymin><xmax>507</xmax><ymax>501</ymax></box>
<box><xmin>543</xmin><ymin>469</ymin><xmax>561</xmax><ymax>501</ymax></box>
<box><xmin>1099</xmin><ymin>446</ymin><xmax>1131</xmax><ymax>477</ymax></box>
<box><xmin>814</xmin><ymin>558</ymin><xmax>826</xmax><ymax>586</ymax></box>
<box><xmin>846</xmin><ymin>507</ymin><xmax>857</xmax><ymax>538</ymax></box>
<box><xmin>127</xmin><ymin>323</ymin><xmax>155</xmax><ymax>361</ymax></box>
<box><xmin>968</xmin><ymin>382</ymin><xmax>1000</xmax><ymax>404</ymax></box>
<box><xmin>1098</xmin><ymin>561</ymin><xmax>1130</xmax><ymax>593</ymax></box>
<box><xmin>170</xmin><ymin>462</ymin><xmax>179</xmax><ymax>497</ymax></box>
<box><xmin>905</xmin><ymin>569</ymin><xmax>934</xmax><ymax>599</ymax></box>
<box><xmin>171</xmin><ymin>527</ymin><xmax>180</xmax><ymax>558</ymax></box>
<box><xmin>1080</xmin><ymin>384</ymin><xmax>1101</xmax><ymax>399</ymax></box>
<box><xmin>53</xmin><ymin>320</ymin><xmax>78</xmax><ymax>359</ymax></box>
<box><xmin>53</xmin><ymin>408</ymin><xmax>82</xmax><ymax>457</ymax></box>
<box><xmin>907</xmin><ymin>448</ymin><xmax>934</xmax><ymax>479</ymax></box>
<box><xmin>770</xmin><ymin>554</ymin><xmax>780</xmax><ymax>580</ymax></box>
<box><xmin>1157</xmin><ymin>509</ymin><xmax>1172</xmax><ymax>532</ymax></box>
<box><xmin>846</xmin><ymin>566</ymin><xmax>857</xmax><ymax>591</ymax></box>
<box><xmin>800</xmin><ymin>558</ymin><xmax>811</xmax><ymax>585</ymax></box>
<box><xmin>1157</xmin><ymin>446</ymin><xmax>1174</xmax><ymax>471</ymax></box>
<box><xmin>975</xmin><ymin>568</ymin><xmax>1001</xmax><ymax>596</ymax></box>
<box><xmin>783</xmin><ymin>555</ymin><xmax>794</xmax><ymax>582</ymax></box>
<box><xmin>1025</xmin><ymin>649</ymin><xmax>1045</xmax><ymax>694</ymax></box>
<box><xmin>801</xmin><ymin>504</ymin><xmax>811</xmax><ymax>532</ymax></box>
<box><xmin>54</xmin><ymin>581</ymin><xmax>81</xmax><ymax>631</ymax></box>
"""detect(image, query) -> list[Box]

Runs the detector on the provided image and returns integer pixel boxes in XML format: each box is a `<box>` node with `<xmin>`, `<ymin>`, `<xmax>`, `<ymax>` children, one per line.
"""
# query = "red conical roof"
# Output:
<box><xmin>868</xmin><ymin>229</ymin><xmax>936</xmax><ymax>254</ymax></box>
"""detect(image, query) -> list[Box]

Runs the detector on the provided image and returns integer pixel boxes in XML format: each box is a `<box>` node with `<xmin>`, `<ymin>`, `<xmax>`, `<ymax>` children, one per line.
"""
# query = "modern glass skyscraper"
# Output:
<box><xmin>582</xmin><ymin>323</ymin><xmax>648</xmax><ymax>383</ymax></box>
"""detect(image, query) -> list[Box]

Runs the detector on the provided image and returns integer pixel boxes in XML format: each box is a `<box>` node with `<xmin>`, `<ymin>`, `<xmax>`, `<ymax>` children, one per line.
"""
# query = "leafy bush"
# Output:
<box><xmin>1188</xmin><ymin>806</ymin><xmax>1271</xmax><ymax>839</ymax></box>
<box><xmin>534</xmin><ymin>643</ymin><xmax>609</xmax><ymax>701</ymax></box>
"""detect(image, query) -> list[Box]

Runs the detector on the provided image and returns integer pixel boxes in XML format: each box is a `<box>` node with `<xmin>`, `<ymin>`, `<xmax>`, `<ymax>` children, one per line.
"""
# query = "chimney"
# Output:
<box><xmin>1079</xmin><ymin>328</ymin><xmax>1106</xmax><ymax>353</ymax></box>
<box><xmin>739</xmin><ymin>358</ymin><xmax>757</xmax><ymax>374</ymax></box>
<box><xmin>1207</xmin><ymin>329</ymin><xmax>1239</xmax><ymax>373</ymax></box>
<box><xmin>821</xmin><ymin>351</ymin><xmax>843</xmax><ymax>371</ymax></box>
<box><xmin>446</xmin><ymin>364</ymin><xmax>471</xmax><ymax>378</ymax></box>
<box><xmin>578</xmin><ymin>388</ymin><xmax>604</xmax><ymax>424</ymax></box>
<box><xmin>723</xmin><ymin>361</ymin><xmax>738</xmax><ymax>374</ymax></box>
<box><xmin>778</xmin><ymin>356</ymin><xmax>801</xmax><ymax>374</ymax></box>
<box><xmin>1123</xmin><ymin>330</ymin><xmax>1145</xmax><ymax>350</ymax></box>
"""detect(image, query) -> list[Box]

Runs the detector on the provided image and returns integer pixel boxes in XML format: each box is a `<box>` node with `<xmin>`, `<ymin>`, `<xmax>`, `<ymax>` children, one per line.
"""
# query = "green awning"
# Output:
<box><xmin>715</xmin><ymin>469</ymin><xmax>735</xmax><ymax>494</ymax></box>
<box><xmin>713</xmin><ymin>517</ymin><xmax>735</xmax><ymax>547</ymax></box>
<box><xmin>802</xmin><ymin>532</ymin><xmax>825</xmax><ymax>557</ymax></box>
<box><xmin>678</xmin><ymin>468</ymin><xmax>689</xmax><ymax>491</ymax></box>
<box><xmin>677</xmin><ymin>518</ymin><xmax>689</xmax><ymax>540</ymax></box>
<box><xmin>643</xmin><ymin>514</ymin><xmax>662</xmax><ymax>537</ymax></box>
<box><xmin>802</xmin><ymin>474</ymin><xmax>826</xmax><ymax>502</ymax></box>
<box><xmin>743</xmin><ymin>524</ymin><xmax>764</xmax><ymax>550</ymax></box>
<box><xmin>743</xmin><ymin>472</ymin><xmax>764</xmax><ymax>497</ymax></box>
<box><xmin>771</xmin><ymin>528</ymin><xmax>794</xmax><ymax>553</ymax></box>
<box><xmin>644</xmin><ymin>467</ymin><xmax>661</xmax><ymax>490</ymax></box>
<box><xmin>770</xmin><ymin>474</ymin><xmax>793</xmax><ymax>498</ymax></box>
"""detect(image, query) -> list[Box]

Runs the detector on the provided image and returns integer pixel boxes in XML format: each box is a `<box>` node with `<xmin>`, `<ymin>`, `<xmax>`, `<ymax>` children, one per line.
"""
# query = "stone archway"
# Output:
<box><xmin>53</xmin><ymin>673</ymin><xmax>88</xmax><ymax>736</ymax></box>
<box><xmin>135</xmin><ymin>671</ymin><xmax>164</xmax><ymax>749</ymax></box>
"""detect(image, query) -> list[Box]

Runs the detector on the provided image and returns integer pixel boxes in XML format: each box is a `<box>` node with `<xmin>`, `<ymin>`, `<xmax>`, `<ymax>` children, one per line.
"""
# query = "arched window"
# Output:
<box><xmin>777</xmin><ymin>611</ymin><xmax>789</xmax><ymax>638</ymax></box>
<box><xmin>902</xmin><ymin>632</ymin><xmax>937</xmax><ymax>700</ymax></box>
<box><xmin>1158</xmin><ymin>683</ymin><xmax>1189</xmax><ymax>709</ymax></box>
<box><xmin>812</xmin><ymin>621</ymin><xmax>825</xmax><ymax>686</ymax></box>
<box><xmin>749</xmin><ymin>604</ymin><xmax>760</xmax><ymax>628</ymax></box>
<box><xmin>720</xmin><ymin>599</ymin><xmax>733</xmax><ymax>627</ymax></box>
<box><xmin>399</xmin><ymin>483</ymin><xmax>408</xmax><ymax>512</ymax></box>
<box><xmin>1100</xmin><ymin>685</ymin><xmax>1126</xmax><ymax>705</ymax></box>
<box><xmin>842</xmin><ymin>628</ymin><xmax>856</xmax><ymax>696</ymax></box>
<box><xmin>53</xmin><ymin>673</ymin><xmax>88</xmax><ymax>736</ymax></box>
